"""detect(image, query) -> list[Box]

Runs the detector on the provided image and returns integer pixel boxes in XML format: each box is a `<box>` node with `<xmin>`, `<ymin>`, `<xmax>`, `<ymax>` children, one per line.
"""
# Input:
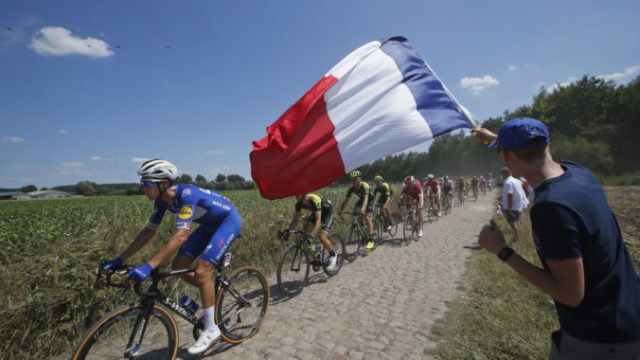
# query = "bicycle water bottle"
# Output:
<box><xmin>179</xmin><ymin>295</ymin><xmax>200</xmax><ymax>313</ymax></box>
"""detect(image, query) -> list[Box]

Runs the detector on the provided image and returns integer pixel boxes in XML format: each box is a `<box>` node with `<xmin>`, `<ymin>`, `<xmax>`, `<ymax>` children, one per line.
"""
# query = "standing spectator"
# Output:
<box><xmin>500</xmin><ymin>167</ymin><xmax>528</xmax><ymax>242</ymax></box>
<box><xmin>473</xmin><ymin>118</ymin><xmax>640</xmax><ymax>359</ymax></box>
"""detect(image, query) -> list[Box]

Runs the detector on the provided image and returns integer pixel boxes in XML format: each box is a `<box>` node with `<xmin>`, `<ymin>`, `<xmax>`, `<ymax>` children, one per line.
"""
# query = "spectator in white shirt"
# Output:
<box><xmin>501</xmin><ymin>167</ymin><xmax>528</xmax><ymax>242</ymax></box>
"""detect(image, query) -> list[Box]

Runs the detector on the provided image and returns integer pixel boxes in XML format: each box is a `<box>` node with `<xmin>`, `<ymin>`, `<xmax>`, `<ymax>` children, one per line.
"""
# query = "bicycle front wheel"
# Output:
<box><xmin>343</xmin><ymin>225</ymin><xmax>361</xmax><ymax>262</ymax></box>
<box><xmin>276</xmin><ymin>243</ymin><xmax>310</xmax><ymax>296</ymax></box>
<box><xmin>70</xmin><ymin>303</ymin><xmax>178</xmax><ymax>360</ymax></box>
<box><xmin>216</xmin><ymin>266</ymin><xmax>270</xmax><ymax>344</ymax></box>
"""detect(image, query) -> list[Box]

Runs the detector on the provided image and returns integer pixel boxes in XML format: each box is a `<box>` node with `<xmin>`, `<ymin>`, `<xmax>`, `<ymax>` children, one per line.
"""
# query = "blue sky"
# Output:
<box><xmin>1</xmin><ymin>1</ymin><xmax>638</xmax><ymax>189</ymax></box>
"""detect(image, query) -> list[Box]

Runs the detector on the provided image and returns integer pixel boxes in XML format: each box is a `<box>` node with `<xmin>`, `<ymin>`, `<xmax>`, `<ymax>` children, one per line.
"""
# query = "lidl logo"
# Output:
<box><xmin>178</xmin><ymin>206</ymin><xmax>193</xmax><ymax>220</ymax></box>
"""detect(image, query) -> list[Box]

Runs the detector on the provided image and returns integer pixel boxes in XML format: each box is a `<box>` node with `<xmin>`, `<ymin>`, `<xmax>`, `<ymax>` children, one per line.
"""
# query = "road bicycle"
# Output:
<box><xmin>276</xmin><ymin>229</ymin><xmax>344</xmax><ymax>297</ymax></box>
<box><xmin>442</xmin><ymin>192</ymin><xmax>453</xmax><ymax>216</ymax></box>
<box><xmin>425</xmin><ymin>195</ymin><xmax>439</xmax><ymax>223</ymax></box>
<box><xmin>402</xmin><ymin>204</ymin><xmax>420</xmax><ymax>243</ymax></box>
<box><xmin>70</xmin><ymin>254</ymin><xmax>269</xmax><ymax>360</ymax></box>
<box><xmin>456</xmin><ymin>188</ymin><xmax>465</xmax><ymax>206</ymax></box>
<box><xmin>372</xmin><ymin>204</ymin><xmax>398</xmax><ymax>239</ymax></box>
<box><xmin>341</xmin><ymin>211</ymin><xmax>379</xmax><ymax>259</ymax></box>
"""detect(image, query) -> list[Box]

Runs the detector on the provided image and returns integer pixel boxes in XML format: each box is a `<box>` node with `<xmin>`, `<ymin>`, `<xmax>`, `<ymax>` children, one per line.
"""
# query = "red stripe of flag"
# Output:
<box><xmin>250</xmin><ymin>76</ymin><xmax>345</xmax><ymax>199</ymax></box>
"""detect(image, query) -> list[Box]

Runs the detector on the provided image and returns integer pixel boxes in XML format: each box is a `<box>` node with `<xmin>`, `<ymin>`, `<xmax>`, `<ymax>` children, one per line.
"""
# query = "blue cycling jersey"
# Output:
<box><xmin>148</xmin><ymin>184</ymin><xmax>235</xmax><ymax>230</ymax></box>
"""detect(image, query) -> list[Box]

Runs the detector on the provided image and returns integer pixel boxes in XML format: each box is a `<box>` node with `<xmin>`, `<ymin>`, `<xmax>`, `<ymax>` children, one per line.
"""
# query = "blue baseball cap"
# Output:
<box><xmin>488</xmin><ymin>117</ymin><xmax>549</xmax><ymax>150</ymax></box>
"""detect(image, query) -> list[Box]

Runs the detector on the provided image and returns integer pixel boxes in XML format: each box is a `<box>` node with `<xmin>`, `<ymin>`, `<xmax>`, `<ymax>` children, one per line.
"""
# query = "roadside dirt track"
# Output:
<box><xmin>177</xmin><ymin>192</ymin><xmax>494</xmax><ymax>359</ymax></box>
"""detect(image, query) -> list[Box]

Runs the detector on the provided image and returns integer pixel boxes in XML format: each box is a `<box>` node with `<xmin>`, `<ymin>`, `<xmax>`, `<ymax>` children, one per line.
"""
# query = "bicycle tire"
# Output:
<box><xmin>70</xmin><ymin>303</ymin><xmax>178</xmax><ymax>360</ymax></box>
<box><xmin>216</xmin><ymin>266</ymin><xmax>270</xmax><ymax>344</ymax></box>
<box><xmin>370</xmin><ymin>217</ymin><xmax>382</xmax><ymax>250</ymax></box>
<box><xmin>343</xmin><ymin>224</ymin><xmax>361</xmax><ymax>262</ymax></box>
<box><xmin>402</xmin><ymin>213</ymin><xmax>411</xmax><ymax>243</ymax></box>
<box><xmin>276</xmin><ymin>243</ymin><xmax>310</xmax><ymax>296</ymax></box>
<box><xmin>388</xmin><ymin>212</ymin><xmax>400</xmax><ymax>237</ymax></box>
<box><xmin>322</xmin><ymin>232</ymin><xmax>344</xmax><ymax>276</ymax></box>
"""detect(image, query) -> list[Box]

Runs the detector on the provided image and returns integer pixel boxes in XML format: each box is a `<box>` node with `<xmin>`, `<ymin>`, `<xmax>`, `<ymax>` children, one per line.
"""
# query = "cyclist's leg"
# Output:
<box><xmin>318</xmin><ymin>212</ymin><xmax>335</xmax><ymax>252</ymax></box>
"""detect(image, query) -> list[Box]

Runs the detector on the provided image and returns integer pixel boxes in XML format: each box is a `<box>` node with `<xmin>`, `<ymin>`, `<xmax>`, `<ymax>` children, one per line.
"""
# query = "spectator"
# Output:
<box><xmin>500</xmin><ymin>167</ymin><xmax>528</xmax><ymax>242</ymax></box>
<box><xmin>473</xmin><ymin>118</ymin><xmax>640</xmax><ymax>359</ymax></box>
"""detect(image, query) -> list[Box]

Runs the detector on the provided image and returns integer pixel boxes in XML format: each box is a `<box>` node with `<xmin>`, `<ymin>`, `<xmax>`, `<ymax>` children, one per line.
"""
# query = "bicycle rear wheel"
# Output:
<box><xmin>387</xmin><ymin>212</ymin><xmax>400</xmax><ymax>237</ymax></box>
<box><xmin>322</xmin><ymin>232</ymin><xmax>344</xmax><ymax>276</ymax></box>
<box><xmin>70</xmin><ymin>303</ymin><xmax>178</xmax><ymax>360</ymax></box>
<box><xmin>276</xmin><ymin>243</ymin><xmax>310</xmax><ymax>296</ymax></box>
<box><xmin>216</xmin><ymin>266</ymin><xmax>270</xmax><ymax>344</ymax></box>
<box><xmin>343</xmin><ymin>224</ymin><xmax>361</xmax><ymax>262</ymax></box>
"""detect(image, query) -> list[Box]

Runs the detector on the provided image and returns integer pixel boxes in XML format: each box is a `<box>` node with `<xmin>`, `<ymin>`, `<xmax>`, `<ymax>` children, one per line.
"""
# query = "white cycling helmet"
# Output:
<box><xmin>427</xmin><ymin>174</ymin><xmax>434</xmax><ymax>180</ymax></box>
<box><xmin>137</xmin><ymin>159</ymin><xmax>178</xmax><ymax>181</ymax></box>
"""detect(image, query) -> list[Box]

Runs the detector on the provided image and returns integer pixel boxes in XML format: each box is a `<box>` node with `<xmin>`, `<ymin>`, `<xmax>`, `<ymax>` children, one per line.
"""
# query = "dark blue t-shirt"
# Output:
<box><xmin>531</xmin><ymin>161</ymin><xmax>640</xmax><ymax>343</ymax></box>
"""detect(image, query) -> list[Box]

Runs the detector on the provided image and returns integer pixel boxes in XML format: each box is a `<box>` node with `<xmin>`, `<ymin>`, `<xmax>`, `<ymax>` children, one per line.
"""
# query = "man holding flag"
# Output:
<box><xmin>250</xmin><ymin>36</ymin><xmax>477</xmax><ymax>200</ymax></box>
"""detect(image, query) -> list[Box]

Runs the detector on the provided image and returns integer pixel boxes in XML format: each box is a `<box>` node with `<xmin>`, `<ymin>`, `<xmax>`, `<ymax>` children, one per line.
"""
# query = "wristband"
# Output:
<box><xmin>497</xmin><ymin>246</ymin><xmax>514</xmax><ymax>262</ymax></box>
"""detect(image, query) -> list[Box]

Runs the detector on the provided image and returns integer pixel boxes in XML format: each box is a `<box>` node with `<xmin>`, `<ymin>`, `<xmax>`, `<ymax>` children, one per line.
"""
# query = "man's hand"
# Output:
<box><xmin>127</xmin><ymin>263</ymin><xmax>153</xmax><ymax>283</ymax></box>
<box><xmin>478</xmin><ymin>219</ymin><xmax>507</xmax><ymax>255</ymax></box>
<box><xmin>471</xmin><ymin>127</ymin><xmax>497</xmax><ymax>144</ymax></box>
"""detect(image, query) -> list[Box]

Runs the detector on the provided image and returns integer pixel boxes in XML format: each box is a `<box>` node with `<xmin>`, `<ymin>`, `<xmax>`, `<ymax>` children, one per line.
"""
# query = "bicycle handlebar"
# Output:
<box><xmin>96</xmin><ymin>262</ymin><xmax>196</xmax><ymax>297</ymax></box>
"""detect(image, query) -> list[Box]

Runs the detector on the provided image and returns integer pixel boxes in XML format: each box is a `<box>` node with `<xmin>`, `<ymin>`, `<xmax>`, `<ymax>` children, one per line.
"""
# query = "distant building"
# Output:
<box><xmin>0</xmin><ymin>191</ymin><xmax>32</xmax><ymax>200</ymax></box>
<box><xmin>27</xmin><ymin>190</ymin><xmax>71</xmax><ymax>199</ymax></box>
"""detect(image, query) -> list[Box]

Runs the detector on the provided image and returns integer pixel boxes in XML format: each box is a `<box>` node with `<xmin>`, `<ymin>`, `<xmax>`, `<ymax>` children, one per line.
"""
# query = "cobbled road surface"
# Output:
<box><xmin>176</xmin><ymin>192</ymin><xmax>494</xmax><ymax>359</ymax></box>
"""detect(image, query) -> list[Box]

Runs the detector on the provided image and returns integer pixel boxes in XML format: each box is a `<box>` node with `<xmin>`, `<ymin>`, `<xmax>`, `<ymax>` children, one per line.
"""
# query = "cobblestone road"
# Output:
<box><xmin>176</xmin><ymin>193</ymin><xmax>494</xmax><ymax>359</ymax></box>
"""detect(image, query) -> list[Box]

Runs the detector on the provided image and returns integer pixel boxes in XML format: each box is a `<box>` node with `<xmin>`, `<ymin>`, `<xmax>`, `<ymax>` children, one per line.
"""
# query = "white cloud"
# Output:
<box><xmin>508</xmin><ymin>65</ymin><xmax>517</xmax><ymax>72</ymax></box>
<box><xmin>91</xmin><ymin>156</ymin><xmax>113</xmax><ymax>162</ymax></box>
<box><xmin>131</xmin><ymin>157</ymin><xmax>151</xmax><ymax>163</ymax></box>
<box><xmin>29</xmin><ymin>26</ymin><xmax>114</xmax><ymax>58</ymax></box>
<box><xmin>57</xmin><ymin>129</ymin><xmax>68</xmax><ymax>134</ymax></box>
<box><xmin>1</xmin><ymin>136</ymin><xmax>25</xmax><ymax>143</ymax></box>
<box><xmin>598</xmin><ymin>65</ymin><xmax>640</xmax><ymax>82</ymax></box>
<box><xmin>459</xmin><ymin>75</ymin><xmax>499</xmax><ymax>94</ymax></box>
<box><xmin>206</xmin><ymin>150</ymin><xmax>226</xmax><ymax>155</ymax></box>
<box><xmin>546</xmin><ymin>76</ymin><xmax>578</xmax><ymax>93</ymax></box>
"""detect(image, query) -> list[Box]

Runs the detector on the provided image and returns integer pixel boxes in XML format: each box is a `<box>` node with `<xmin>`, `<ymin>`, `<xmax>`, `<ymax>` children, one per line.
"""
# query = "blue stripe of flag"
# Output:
<box><xmin>380</xmin><ymin>37</ymin><xmax>475</xmax><ymax>136</ymax></box>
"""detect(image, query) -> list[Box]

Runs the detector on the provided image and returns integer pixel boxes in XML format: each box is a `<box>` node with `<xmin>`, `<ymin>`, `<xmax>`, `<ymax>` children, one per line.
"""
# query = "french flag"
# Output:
<box><xmin>250</xmin><ymin>36</ymin><xmax>477</xmax><ymax>200</ymax></box>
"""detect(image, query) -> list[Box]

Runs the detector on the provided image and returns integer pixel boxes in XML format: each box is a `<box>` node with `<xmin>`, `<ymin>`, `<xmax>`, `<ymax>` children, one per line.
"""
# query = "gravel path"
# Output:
<box><xmin>176</xmin><ymin>192</ymin><xmax>494</xmax><ymax>359</ymax></box>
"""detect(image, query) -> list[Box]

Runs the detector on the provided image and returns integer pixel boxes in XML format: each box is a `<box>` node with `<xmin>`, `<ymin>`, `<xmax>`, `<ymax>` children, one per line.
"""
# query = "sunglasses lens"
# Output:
<box><xmin>141</xmin><ymin>180</ymin><xmax>156</xmax><ymax>187</ymax></box>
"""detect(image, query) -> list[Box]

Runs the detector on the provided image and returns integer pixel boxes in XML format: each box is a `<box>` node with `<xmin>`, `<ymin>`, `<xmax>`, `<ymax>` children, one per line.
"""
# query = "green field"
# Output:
<box><xmin>0</xmin><ymin>188</ymin><xmax>354</xmax><ymax>359</ymax></box>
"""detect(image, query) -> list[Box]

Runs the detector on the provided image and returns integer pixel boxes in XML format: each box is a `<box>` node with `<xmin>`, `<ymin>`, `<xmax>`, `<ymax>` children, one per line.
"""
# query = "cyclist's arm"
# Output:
<box><xmin>148</xmin><ymin>228</ymin><xmax>190</xmax><ymax>269</ymax></box>
<box><xmin>119</xmin><ymin>227</ymin><xmax>156</xmax><ymax>261</ymax></box>
<box><xmin>289</xmin><ymin>211</ymin><xmax>301</xmax><ymax>230</ymax></box>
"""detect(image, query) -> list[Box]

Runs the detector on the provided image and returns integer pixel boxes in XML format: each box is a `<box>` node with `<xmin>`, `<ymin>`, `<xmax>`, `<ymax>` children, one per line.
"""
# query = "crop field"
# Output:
<box><xmin>0</xmin><ymin>186</ymin><xmax>360</xmax><ymax>359</ymax></box>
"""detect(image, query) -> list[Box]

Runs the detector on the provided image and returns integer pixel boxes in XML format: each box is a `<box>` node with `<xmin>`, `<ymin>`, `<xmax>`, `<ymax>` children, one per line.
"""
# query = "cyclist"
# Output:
<box><xmin>470</xmin><ymin>176</ymin><xmax>479</xmax><ymax>198</ymax></box>
<box><xmin>399</xmin><ymin>175</ymin><xmax>424</xmax><ymax>237</ymax></box>
<box><xmin>441</xmin><ymin>175</ymin><xmax>454</xmax><ymax>210</ymax></box>
<box><xmin>455</xmin><ymin>176</ymin><xmax>466</xmax><ymax>202</ymax></box>
<box><xmin>100</xmin><ymin>159</ymin><xmax>241</xmax><ymax>355</ymax></box>
<box><xmin>284</xmin><ymin>193</ymin><xmax>338</xmax><ymax>271</ymax></box>
<box><xmin>479</xmin><ymin>176</ymin><xmax>487</xmax><ymax>194</ymax></box>
<box><xmin>373</xmin><ymin>175</ymin><xmax>394</xmax><ymax>231</ymax></box>
<box><xmin>339</xmin><ymin>170</ymin><xmax>376</xmax><ymax>249</ymax></box>
<box><xmin>424</xmin><ymin>174</ymin><xmax>442</xmax><ymax>217</ymax></box>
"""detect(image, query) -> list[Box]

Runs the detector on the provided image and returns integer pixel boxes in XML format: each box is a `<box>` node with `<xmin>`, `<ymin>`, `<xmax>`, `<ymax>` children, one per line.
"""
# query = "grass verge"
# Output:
<box><xmin>429</xmin><ymin>185</ymin><xmax>640</xmax><ymax>359</ymax></box>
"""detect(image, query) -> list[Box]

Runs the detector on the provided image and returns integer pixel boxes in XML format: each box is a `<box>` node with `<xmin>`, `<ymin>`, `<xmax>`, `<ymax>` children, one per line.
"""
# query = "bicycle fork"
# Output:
<box><xmin>125</xmin><ymin>302</ymin><xmax>154</xmax><ymax>358</ymax></box>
